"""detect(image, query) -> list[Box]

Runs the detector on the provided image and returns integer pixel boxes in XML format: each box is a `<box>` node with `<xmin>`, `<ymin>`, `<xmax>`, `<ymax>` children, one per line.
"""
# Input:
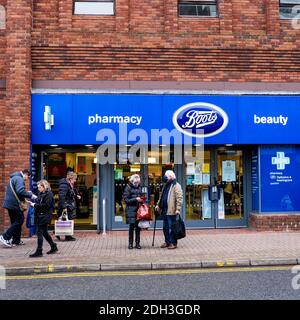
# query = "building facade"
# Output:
<box><xmin>1</xmin><ymin>0</ymin><xmax>300</xmax><ymax>233</ymax></box>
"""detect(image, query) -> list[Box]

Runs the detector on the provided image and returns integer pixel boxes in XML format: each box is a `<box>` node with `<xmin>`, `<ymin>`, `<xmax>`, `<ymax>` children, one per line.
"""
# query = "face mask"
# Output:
<box><xmin>162</xmin><ymin>175</ymin><xmax>168</xmax><ymax>183</ymax></box>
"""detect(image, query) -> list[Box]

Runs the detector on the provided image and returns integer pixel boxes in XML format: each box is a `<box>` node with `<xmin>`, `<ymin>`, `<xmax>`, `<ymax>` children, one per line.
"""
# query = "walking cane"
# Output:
<box><xmin>152</xmin><ymin>214</ymin><xmax>157</xmax><ymax>247</ymax></box>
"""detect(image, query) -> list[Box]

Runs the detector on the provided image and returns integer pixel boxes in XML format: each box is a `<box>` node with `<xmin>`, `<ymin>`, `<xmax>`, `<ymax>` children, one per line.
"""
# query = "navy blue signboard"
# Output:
<box><xmin>260</xmin><ymin>146</ymin><xmax>300</xmax><ymax>212</ymax></box>
<box><xmin>31</xmin><ymin>94</ymin><xmax>300</xmax><ymax>145</ymax></box>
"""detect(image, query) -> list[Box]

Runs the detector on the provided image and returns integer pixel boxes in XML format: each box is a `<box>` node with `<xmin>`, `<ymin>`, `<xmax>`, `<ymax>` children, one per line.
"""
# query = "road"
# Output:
<box><xmin>1</xmin><ymin>266</ymin><xmax>300</xmax><ymax>300</ymax></box>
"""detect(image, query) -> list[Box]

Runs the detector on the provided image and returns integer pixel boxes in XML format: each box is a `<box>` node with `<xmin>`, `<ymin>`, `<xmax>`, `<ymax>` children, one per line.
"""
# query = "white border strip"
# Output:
<box><xmin>32</xmin><ymin>88</ymin><xmax>300</xmax><ymax>96</ymax></box>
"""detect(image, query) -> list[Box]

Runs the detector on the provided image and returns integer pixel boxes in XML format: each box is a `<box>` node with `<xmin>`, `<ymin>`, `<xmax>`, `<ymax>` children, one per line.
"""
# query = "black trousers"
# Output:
<box><xmin>129</xmin><ymin>221</ymin><xmax>141</xmax><ymax>245</ymax></box>
<box><xmin>37</xmin><ymin>224</ymin><xmax>55</xmax><ymax>250</ymax></box>
<box><xmin>3</xmin><ymin>209</ymin><xmax>24</xmax><ymax>244</ymax></box>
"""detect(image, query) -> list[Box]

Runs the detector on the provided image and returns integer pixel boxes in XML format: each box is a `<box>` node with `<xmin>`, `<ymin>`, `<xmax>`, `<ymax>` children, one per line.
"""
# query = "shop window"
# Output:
<box><xmin>178</xmin><ymin>0</ymin><xmax>218</xmax><ymax>17</ymax></box>
<box><xmin>46</xmin><ymin>151</ymin><xmax>97</xmax><ymax>229</ymax></box>
<box><xmin>0</xmin><ymin>5</ymin><xmax>5</xmax><ymax>30</ymax></box>
<box><xmin>73</xmin><ymin>0</ymin><xmax>115</xmax><ymax>16</ymax></box>
<box><xmin>279</xmin><ymin>0</ymin><xmax>300</xmax><ymax>19</ymax></box>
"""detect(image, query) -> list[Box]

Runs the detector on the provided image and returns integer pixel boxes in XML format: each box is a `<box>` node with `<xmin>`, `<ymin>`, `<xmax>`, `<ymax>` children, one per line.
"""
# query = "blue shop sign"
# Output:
<box><xmin>31</xmin><ymin>94</ymin><xmax>300</xmax><ymax>145</ymax></box>
<box><xmin>260</xmin><ymin>146</ymin><xmax>300</xmax><ymax>212</ymax></box>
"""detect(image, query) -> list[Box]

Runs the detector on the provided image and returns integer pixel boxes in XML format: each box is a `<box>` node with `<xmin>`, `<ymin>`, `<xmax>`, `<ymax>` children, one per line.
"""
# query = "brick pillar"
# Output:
<box><xmin>219</xmin><ymin>0</ymin><xmax>233</xmax><ymax>35</ymax></box>
<box><xmin>4</xmin><ymin>0</ymin><xmax>32</xmax><ymax>236</ymax></box>
<box><xmin>164</xmin><ymin>0</ymin><xmax>178</xmax><ymax>33</ymax></box>
<box><xmin>0</xmin><ymin>92</ymin><xmax>5</xmax><ymax>233</ymax></box>
<box><xmin>265</xmin><ymin>0</ymin><xmax>280</xmax><ymax>35</ymax></box>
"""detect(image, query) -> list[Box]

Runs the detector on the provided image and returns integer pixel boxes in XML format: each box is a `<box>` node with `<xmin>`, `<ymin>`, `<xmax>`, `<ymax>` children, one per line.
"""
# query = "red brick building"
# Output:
<box><xmin>1</xmin><ymin>0</ymin><xmax>300</xmax><ymax>233</ymax></box>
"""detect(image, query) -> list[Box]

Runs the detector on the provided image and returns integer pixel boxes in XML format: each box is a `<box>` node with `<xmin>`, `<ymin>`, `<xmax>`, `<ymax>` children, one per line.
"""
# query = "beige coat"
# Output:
<box><xmin>158</xmin><ymin>181</ymin><xmax>183</xmax><ymax>215</ymax></box>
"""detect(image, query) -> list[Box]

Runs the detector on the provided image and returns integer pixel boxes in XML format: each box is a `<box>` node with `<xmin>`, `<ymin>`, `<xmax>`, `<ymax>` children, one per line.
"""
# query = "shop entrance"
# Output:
<box><xmin>111</xmin><ymin>146</ymin><xmax>248</xmax><ymax>230</ymax></box>
<box><xmin>184</xmin><ymin>147</ymin><xmax>248</xmax><ymax>228</ymax></box>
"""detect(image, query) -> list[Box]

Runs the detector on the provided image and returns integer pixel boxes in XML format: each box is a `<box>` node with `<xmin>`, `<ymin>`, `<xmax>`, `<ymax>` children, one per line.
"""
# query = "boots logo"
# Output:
<box><xmin>173</xmin><ymin>102</ymin><xmax>229</xmax><ymax>138</ymax></box>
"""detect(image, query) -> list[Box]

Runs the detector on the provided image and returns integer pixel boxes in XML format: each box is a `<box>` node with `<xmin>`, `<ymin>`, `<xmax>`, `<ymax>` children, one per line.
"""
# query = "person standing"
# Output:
<box><xmin>0</xmin><ymin>169</ymin><xmax>37</xmax><ymax>248</ymax></box>
<box><xmin>123</xmin><ymin>174</ymin><xmax>144</xmax><ymax>249</ymax></box>
<box><xmin>155</xmin><ymin>170</ymin><xmax>183</xmax><ymax>249</ymax></box>
<box><xmin>27</xmin><ymin>180</ymin><xmax>58</xmax><ymax>257</ymax></box>
<box><xmin>57</xmin><ymin>171</ymin><xmax>80</xmax><ymax>241</ymax></box>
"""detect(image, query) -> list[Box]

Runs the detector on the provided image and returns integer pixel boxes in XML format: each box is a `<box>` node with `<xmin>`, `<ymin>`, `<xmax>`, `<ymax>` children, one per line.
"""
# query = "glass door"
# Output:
<box><xmin>215</xmin><ymin>147</ymin><xmax>247</xmax><ymax>228</ymax></box>
<box><xmin>184</xmin><ymin>150</ymin><xmax>215</xmax><ymax>228</ymax></box>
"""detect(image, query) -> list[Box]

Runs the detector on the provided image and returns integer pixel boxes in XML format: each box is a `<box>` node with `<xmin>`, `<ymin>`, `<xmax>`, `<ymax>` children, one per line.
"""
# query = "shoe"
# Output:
<box><xmin>12</xmin><ymin>241</ymin><xmax>25</xmax><ymax>247</ymax></box>
<box><xmin>128</xmin><ymin>244</ymin><xmax>133</xmax><ymax>249</ymax></box>
<box><xmin>55</xmin><ymin>235</ymin><xmax>61</xmax><ymax>241</ymax></box>
<box><xmin>167</xmin><ymin>244</ymin><xmax>177</xmax><ymax>250</ymax></box>
<box><xmin>135</xmin><ymin>244</ymin><xmax>142</xmax><ymax>249</ymax></box>
<box><xmin>29</xmin><ymin>249</ymin><xmax>43</xmax><ymax>258</ymax></box>
<box><xmin>47</xmin><ymin>244</ymin><xmax>58</xmax><ymax>254</ymax></box>
<box><xmin>160</xmin><ymin>243</ymin><xmax>169</xmax><ymax>248</ymax></box>
<box><xmin>0</xmin><ymin>235</ymin><xmax>12</xmax><ymax>248</ymax></box>
<box><xmin>65</xmin><ymin>236</ymin><xmax>76</xmax><ymax>241</ymax></box>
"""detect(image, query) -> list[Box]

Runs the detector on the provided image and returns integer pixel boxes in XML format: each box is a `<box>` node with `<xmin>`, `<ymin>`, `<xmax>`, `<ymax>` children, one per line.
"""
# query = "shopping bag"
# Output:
<box><xmin>26</xmin><ymin>206</ymin><xmax>35</xmax><ymax>228</ymax></box>
<box><xmin>138</xmin><ymin>220</ymin><xmax>151</xmax><ymax>229</ymax></box>
<box><xmin>172</xmin><ymin>215</ymin><xmax>186</xmax><ymax>240</ymax></box>
<box><xmin>55</xmin><ymin>215</ymin><xmax>74</xmax><ymax>236</ymax></box>
<box><xmin>136</xmin><ymin>203</ymin><xmax>151</xmax><ymax>221</ymax></box>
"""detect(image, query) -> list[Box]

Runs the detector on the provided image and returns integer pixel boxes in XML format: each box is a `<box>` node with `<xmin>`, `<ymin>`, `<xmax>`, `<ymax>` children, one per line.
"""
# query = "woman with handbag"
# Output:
<box><xmin>27</xmin><ymin>180</ymin><xmax>58</xmax><ymax>258</ymax></box>
<box><xmin>123</xmin><ymin>174</ymin><xmax>144</xmax><ymax>249</ymax></box>
<box><xmin>57</xmin><ymin>171</ymin><xmax>81</xmax><ymax>241</ymax></box>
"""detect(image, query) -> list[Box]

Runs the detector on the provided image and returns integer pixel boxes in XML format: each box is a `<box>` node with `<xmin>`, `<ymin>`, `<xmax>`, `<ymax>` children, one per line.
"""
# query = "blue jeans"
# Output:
<box><xmin>163</xmin><ymin>214</ymin><xmax>177</xmax><ymax>246</ymax></box>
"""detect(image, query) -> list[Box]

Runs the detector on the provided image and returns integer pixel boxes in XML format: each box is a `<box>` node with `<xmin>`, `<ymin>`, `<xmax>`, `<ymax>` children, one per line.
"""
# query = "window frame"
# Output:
<box><xmin>279</xmin><ymin>0</ymin><xmax>300</xmax><ymax>19</ymax></box>
<box><xmin>73</xmin><ymin>0</ymin><xmax>115</xmax><ymax>16</ymax></box>
<box><xmin>178</xmin><ymin>0</ymin><xmax>218</xmax><ymax>18</ymax></box>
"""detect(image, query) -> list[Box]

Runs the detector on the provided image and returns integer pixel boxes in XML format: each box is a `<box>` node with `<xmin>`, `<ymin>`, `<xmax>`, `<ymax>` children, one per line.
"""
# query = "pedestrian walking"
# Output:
<box><xmin>57</xmin><ymin>171</ymin><xmax>80</xmax><ymax>241</ymax></box>
<box><xmin>155</xmin><ymin>170</ymin><xmax>183</xmax><ymax>249</ymax></box>
<box><xmin>123</xmin><ymin>174</ymin><xmax>144</xmax><ymax>249</ymax></box>
<box><xmin>26</xmin><ymin>180</ymin><xmax>58</xmax><ymax>257</ymax></box>
<box><xmin>0</xmin><ymin>169</ymin><xmax>37</xmax><ymax>248</ymax></box>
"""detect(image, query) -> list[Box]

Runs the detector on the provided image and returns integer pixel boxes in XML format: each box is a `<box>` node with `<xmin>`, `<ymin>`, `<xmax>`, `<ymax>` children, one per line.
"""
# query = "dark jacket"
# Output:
<box><xmin>123</xmin><ymin>183</ymin><xmax>143</xmax><ymax>224</ymax></box>
<box><xmin>2</xmin><ymin>172</ymin><xmax>32</xmax><ymax>211</ymax></box>
<box><xmin>58</xmin><ymin>178</ymin><xmax>77</xmax><ymax>219</ymax></box>
<box><xmin>34</xmin><ymin>190</ymin><xmax>55</xmax><ymax>226</ymax></box>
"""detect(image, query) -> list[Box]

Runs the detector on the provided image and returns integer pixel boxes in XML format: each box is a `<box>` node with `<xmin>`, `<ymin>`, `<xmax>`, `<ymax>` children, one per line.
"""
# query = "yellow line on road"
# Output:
<box><xmin>1</xmin><ymin>265</ymin><xmax>293</xmax><ymax>281</ymax></box>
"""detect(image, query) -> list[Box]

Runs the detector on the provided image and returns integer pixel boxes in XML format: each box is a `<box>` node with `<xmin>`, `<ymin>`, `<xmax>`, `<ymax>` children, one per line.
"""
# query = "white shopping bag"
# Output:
<box><xmin>55</xmin><ymin>214</ymin><xmax>74</xmax><ymax>236</ymax></box>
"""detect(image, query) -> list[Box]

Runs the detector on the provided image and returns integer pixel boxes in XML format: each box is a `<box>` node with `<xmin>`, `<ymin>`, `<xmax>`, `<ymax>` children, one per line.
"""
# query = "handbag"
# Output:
<box><xmin>55</xmin><ymin>213</ymin><xmax>74</xmax><ymax>236</ymax></box>
<box><xmin>9</xmin><ymin>179</ymin><xmax>28</xmax><ymax>211</ymax></box>
<box><xmin>136</xmin><ymin>203</ymin><xmax>151</xmax><ymax>221</ymax></box>
<box><xmin>172</xmin><ymin>215</ymin><xmax>186</xmax><ymax>240</ymax></box>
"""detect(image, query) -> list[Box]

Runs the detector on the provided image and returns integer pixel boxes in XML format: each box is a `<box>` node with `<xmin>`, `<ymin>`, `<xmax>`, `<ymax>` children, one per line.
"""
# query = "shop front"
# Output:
<box><xmin>31</xmin><ymin>93</ymin><xmax>300</xmax><ymax>230</ymax></box>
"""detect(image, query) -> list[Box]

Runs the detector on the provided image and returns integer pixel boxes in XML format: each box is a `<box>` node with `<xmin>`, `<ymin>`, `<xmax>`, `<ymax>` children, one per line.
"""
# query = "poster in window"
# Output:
<box><xmin>77</xmin><ymin>156</ymin><xmax>86</xmax><ymax>173</ymax></box>
<box><xmin>222</xmin><ymin>160</ymin><xmax>236</xmax><ymax>182</ymax></box>
<box><xmin>48</xmin><ymin>153</ymin><xmax>66</xmax><ymax>178</ymax></box>
<box><xmin>186</xmin><ymin>162</ymin><xmax>195</xmax><ymax>175</ymax></box>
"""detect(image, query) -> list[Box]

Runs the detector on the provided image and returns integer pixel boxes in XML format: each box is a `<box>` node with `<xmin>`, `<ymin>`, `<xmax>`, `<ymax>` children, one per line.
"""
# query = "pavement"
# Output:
<box><xmin>1</xmin><ymin>228</ymin><xmax>300</xmax><ymax>275</ymax></box>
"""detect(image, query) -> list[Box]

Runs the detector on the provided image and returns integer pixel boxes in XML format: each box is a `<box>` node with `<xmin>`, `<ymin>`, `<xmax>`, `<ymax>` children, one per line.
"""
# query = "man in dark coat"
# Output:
<box><xmin>0</xmin><ymin>169</ymin><xmax>37</xmax><ymax>247</ymax></box>
<box><xmin>123</xmin><ymin>174</ymin><xmax>144</xmax><ymax>249</ymax></box>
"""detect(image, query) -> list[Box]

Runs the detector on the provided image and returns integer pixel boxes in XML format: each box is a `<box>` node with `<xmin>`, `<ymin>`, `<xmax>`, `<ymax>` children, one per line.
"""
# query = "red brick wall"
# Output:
<box><xmin>0</xmin><ymin>94</ymin><xmax>5</xmax><ymax>233</ymax></box>
<box><xmin>2</xmin><ymin>0</ymin><xmax>32</xmax><ymax>235</ymax></box>
<box><xmin>250</xmin><ymin>213</ymin><xmax>300</xmax><ymax>231</ymax></box>
<box><xmin>30</xmin><ymin>0</ymin><xmax>300</xmax><ymax>82</ymax></box>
